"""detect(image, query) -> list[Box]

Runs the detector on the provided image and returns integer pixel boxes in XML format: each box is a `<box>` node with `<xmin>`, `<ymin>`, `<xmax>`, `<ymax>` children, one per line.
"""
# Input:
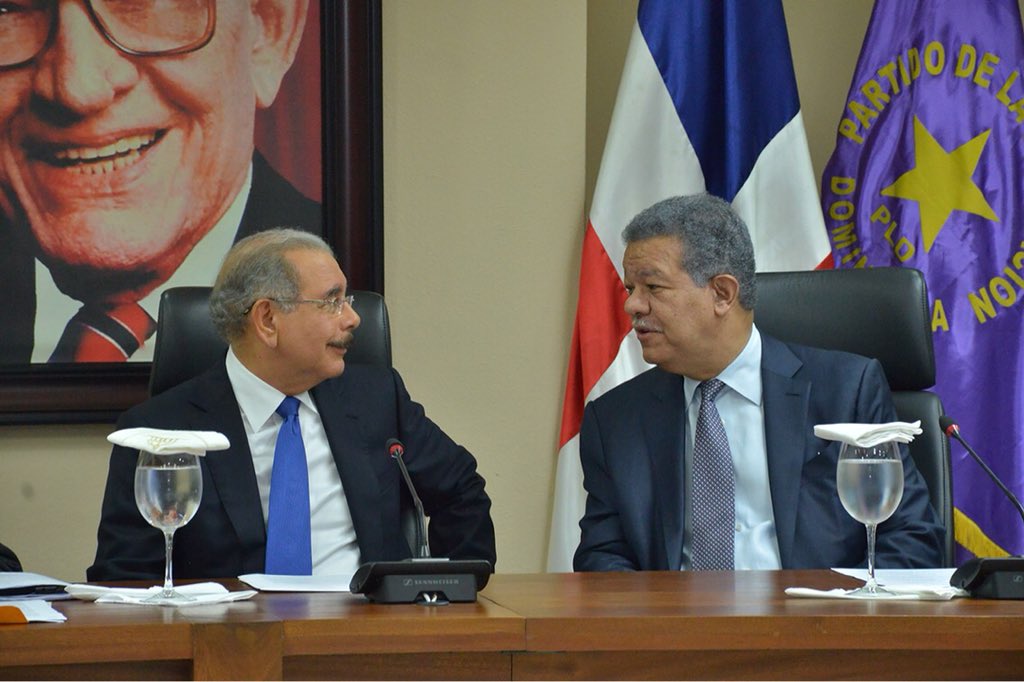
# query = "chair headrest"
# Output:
<box><xmin>149</xmin><ymin>286</ymin><xmax>391</xmax><ymax>396</ymax></box>
<box><xmin>753</xmin><ymin>267</ymin><xmax>935</xmax><ymax>390</ymax></box>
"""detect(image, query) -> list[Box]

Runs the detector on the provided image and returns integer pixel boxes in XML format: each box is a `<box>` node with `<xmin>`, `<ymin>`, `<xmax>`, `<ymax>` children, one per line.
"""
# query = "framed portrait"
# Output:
<box><xmin>0</xmin><ymin>0</ymin><xmax>383</xmax><ymax>425</ymax></box>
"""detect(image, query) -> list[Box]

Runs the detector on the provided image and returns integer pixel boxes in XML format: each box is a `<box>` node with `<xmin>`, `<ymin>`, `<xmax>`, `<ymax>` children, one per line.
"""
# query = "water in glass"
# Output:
<box><xmin>134</xmin><ymin>452</ymin><xmax>202</xmax><ymax>603</ymax></box>
<box><xmin>836</xmin><ymin>441</ymin><xmax>904</xmax><ymax>595</ymax></box>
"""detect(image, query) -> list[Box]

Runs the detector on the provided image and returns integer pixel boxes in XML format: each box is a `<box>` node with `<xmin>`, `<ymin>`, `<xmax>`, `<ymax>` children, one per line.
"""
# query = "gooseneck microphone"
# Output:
<box><xmin>939</xmin><ymin>416</ymin><xmax>1024</xmax><ymax>526</ymax></box>
<box><xmin>386</xmin><ymin>438</ymin><xmax>431</xmax><ymax>559</ymax></box>
<box><xmin>347</xmin><ymin>439</ymin><xmax>493</xmax><ymax>604</ymax></box>
<box><xmin>940</xmin><ymin>415</ymin><xmax>1024</xmax><ymax>599</ymax></box>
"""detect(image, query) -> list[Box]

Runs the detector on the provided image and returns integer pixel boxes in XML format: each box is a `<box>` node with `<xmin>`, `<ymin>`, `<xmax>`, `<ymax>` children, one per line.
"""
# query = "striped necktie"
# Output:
<box><xmin>49</xmin><ymin>303</ymin><xmax>156</xmax><ymax>362</ymax></box>
<box><xmin>691</xmin><ymin>379</ymin><xmax>735</xmax><ymax>570</ymax></box>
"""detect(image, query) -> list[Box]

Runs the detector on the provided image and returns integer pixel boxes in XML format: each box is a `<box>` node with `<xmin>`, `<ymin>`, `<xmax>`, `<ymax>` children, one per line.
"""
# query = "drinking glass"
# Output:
<box><xmin>836</xmin><ymin>441</ymin><xmax>904</xmax><ymax>595</ymax></box>
<box><xmin>134</xmin><ymin>451</ymin><xmax>203</xmax><ymax>603</ymax></box>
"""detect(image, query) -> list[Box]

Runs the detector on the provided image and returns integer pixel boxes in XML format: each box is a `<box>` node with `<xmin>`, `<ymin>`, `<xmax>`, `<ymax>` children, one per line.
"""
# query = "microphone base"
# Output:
<box><xmin>950</xmin><ymin>557</ymin><xmax>1024</xmax><ymax>599</ymax></box>
<box><xmin>349</xmin><ymin>559</ymin><xmax>493</xmax><ymax>604</ymax></box>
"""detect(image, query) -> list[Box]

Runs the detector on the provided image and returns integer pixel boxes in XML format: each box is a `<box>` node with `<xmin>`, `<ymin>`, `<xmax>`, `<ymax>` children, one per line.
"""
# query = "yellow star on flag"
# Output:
<box><xmin>880</xmin><ymin>116</ymin><xmax>998</xmax><ymax>253</ymax></box>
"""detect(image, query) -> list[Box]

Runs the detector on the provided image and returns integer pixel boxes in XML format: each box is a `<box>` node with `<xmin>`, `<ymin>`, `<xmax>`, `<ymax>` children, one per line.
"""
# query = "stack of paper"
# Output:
<box><xmin>0</xmin><ymin>573</ymin><xmax>71</xmax><ymax>623</ymax></box>
<box><xmin>0</xmin><ymin>572</ymin><xmax>70</xmax><ymax>601</ymax></box>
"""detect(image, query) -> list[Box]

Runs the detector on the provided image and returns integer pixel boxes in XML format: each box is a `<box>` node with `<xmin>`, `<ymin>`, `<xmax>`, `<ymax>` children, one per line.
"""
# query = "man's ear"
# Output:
<box><xmin>709</xmin><ymin>274</ymin><xmax>740</xmax><ymax>315</ymax></box>
<box><xmin>249</xmin><ymin>299</ymin><xmax>281</xmax><ymax>348</ymax></box>
<box><xmin>249</xmin><ymin>0</ymin><xmax>310</xmax><ymax>108</ymax></box>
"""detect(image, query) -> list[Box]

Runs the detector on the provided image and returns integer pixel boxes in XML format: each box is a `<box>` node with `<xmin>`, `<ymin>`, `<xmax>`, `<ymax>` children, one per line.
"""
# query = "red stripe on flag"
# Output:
<box><xmin>558</xmin><ymin>222</ymin><xmax>632</xmax><ymax>447</ymax></box>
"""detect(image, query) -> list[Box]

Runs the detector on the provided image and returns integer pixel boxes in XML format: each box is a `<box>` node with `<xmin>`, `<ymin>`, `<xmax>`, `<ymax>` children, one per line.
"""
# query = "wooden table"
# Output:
<box><xmin>0</xmin><ymin>586</ymin><xmax>523</xmax><ymax>680</ymax></box>
<box><xmin>484</xmin><ymin>570</ymin><xmax>1024</xmax><ymax>680</ymax></box>
<box><xmin>1</xmin><ymin>571</ymin><xmax>1022</xmax><ymax>680</ymax></box>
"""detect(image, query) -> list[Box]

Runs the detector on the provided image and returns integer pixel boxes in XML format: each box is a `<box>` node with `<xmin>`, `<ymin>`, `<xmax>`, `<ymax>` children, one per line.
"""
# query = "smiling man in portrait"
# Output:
<box><xmin>0</xmin><ymin>0</ymin><xmax>318</xmax><ymax>364</ymax></box>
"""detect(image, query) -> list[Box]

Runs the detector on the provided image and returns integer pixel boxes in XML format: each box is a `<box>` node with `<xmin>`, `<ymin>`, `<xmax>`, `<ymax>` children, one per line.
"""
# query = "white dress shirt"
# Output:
<box><xmin>225</xmin><ymin>348</ymin><xmax>362</xmax><ymax>576</ymax></box>
<box><xmin>681</xmin><ymin>325</ymin><xmax>782</xmax><ymax>570</ymax></box>
<box><xmin>32</xmin><ymin>164</ymin><xmax>253</xmax><ymax>363</ymax></box>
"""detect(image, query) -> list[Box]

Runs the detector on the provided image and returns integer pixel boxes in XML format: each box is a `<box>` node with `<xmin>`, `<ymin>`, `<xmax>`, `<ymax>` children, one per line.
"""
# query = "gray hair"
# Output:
<box><xmin>622</xmin><ymin>193</ymin><xmax>757</xmax><ymax>309</ymax></box>
<box><xmin>210</xmin><ymin>228</ymin><xmax>336</xmax><ymax>342</ymax></box>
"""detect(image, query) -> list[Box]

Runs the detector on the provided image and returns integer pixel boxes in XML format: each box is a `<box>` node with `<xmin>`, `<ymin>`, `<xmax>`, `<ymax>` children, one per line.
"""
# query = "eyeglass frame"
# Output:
<box><xmin>1</xmin><ymin>0</ymin><xmax>217</xmax><ymax>69</ymax></box>
<box><xmin>243</xmin><ymin>295</ymin><xmax>356</xmax><ymax>317</ymax></box>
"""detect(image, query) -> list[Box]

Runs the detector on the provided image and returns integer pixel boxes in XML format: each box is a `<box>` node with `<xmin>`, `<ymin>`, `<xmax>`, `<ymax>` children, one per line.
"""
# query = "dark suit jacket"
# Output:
<box><xmin>573</xmin><ymin>334</ymin><xmax>944</xmax><ymax>572</ymax></box>
<box><xmin>87</xmin><ymin>362</ymin><xmax>496</xmax><ymax>580</ymax></box>
<box><xmin>0</xmin><ymin>153</ymin><xmax>319</xmax><ymax>364</ymax></box>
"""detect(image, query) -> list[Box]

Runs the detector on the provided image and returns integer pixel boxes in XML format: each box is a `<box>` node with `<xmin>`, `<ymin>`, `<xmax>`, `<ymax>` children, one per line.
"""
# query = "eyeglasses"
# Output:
<box><xmin>244</xmin><ymin>295</ymin><xmax>356</xmax><ymax>317</ymax></box>
<box><xmin>0</xmin><ymin>0</ymin><xmax>216</xmax><ymax>69</ymax></box>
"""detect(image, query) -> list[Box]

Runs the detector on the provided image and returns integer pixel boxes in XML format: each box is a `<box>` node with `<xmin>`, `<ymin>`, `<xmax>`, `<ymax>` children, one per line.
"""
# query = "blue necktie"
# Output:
<box><xmin>691</xmin><ymin>379</ymin><xmax>735</xmax><ymax>570</ymax></box>
<box><xmin>265</xmin><ymin>396</ymin><xmax>312</xmax><ymax>574</ymax></box>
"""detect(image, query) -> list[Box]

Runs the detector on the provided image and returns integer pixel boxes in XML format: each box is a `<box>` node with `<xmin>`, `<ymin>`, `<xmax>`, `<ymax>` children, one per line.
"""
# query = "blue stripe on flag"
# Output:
<box><xmin>638</xmin><ymin>0</ymin><xmax>800</xmax><ymax>201</ymax></box>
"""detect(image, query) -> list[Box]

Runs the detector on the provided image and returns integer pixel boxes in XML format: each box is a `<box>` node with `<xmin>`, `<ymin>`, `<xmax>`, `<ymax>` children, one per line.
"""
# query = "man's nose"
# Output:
<box><xmin>624</xmin><ymin>289</ymin><xmax>648</xmax><ymax>316</ymax></box>
<box><xmin>343</xmin><ymin>304</ymin><xmax>361</xmax><ymax>332</ymax></box>
<box><xmin>31</xmin><ymin>1</ymin><xmax>140</xmax><ymax>116</ymax></box>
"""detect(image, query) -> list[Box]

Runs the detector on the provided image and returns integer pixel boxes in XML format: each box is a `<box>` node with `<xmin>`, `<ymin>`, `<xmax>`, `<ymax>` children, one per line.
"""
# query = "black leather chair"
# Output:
<box><xmin>754</xmin><ymin>267</ymin><xmax>954</xmax><ymax>567</ymax></box>
<box><xmin>149</xmin><ymin>286</ymin><xmax>391</xmax><ymax>396</ymax></box>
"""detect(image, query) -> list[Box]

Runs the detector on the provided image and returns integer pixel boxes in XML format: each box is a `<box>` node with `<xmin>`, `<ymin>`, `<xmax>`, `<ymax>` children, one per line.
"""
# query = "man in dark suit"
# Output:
<box><xmin>0</xmin><ymin>0</ymin><xmax>314</xmax><ymax>364</ymax></box>
<box><xmin>88</xmin><ymin>229</ymin><xmax>495</xmax><ymax>580</ymax></box>
<box><xmin>574</xmin><ymin>194</ymin><xmax>943</xmax><ymax>572</ymax></box>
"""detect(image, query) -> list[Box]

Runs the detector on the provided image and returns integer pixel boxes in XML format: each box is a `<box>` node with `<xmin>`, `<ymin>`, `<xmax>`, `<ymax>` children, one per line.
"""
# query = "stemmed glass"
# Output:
<box><xmin>134</xmin><ymin>450</ymin><xmax>203</xmax><ymax>604</ymax></box>
<box><xmin>836</xmin><ymin>441</ymin><xmax>904</xmax><ymax>595</ymax></box>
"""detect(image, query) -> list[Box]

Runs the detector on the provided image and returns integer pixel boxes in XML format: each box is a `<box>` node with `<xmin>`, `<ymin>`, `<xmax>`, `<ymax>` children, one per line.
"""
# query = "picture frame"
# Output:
<box><xmin>0</xmin><ymin>0</ymin><xmax>384</xmax><ymax>425</ymax></box>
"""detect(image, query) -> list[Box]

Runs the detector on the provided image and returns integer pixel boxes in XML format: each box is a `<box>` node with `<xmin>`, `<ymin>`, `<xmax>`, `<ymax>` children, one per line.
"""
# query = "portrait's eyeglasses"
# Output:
<box><xmin>244</xmin><ymin>295</ymin><xmax>357</xmax><ymax>317</ymax></box>
<box><xmin>0</xmin><ymin>0</ymin><xmax>216</xmax><ymax>69</ymax></box>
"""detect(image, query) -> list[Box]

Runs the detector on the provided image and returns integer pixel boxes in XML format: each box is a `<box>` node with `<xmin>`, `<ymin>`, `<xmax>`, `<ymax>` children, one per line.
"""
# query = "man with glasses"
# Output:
<box><xmin>89</xmin><ymin>229</ymin><xmax>496</xmax><ymax>580</ymax></box>
<box><xmin>0</xmin><ymin>0</ymin><xmax>319</xmax><ymax>364</ymax></box>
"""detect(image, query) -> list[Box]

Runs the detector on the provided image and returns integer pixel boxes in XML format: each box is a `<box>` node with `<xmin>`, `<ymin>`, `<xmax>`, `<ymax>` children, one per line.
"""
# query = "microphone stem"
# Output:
<box><xmin>953</xmin><ymin>432</ymin><xmax>1024</xmax><ymax>528</ymax></box>
<box><xmin>394</xmin><ymin>453</ymin><xmax>431</xmax><ymax>559</ymax></box>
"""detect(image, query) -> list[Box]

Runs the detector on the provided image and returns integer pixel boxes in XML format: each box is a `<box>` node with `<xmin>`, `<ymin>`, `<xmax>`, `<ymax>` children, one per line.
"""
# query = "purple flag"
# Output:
<box><xmin>822</xmin><ymin>0</ymin><xmax>1024</xmax><ymax>559</ymax></box>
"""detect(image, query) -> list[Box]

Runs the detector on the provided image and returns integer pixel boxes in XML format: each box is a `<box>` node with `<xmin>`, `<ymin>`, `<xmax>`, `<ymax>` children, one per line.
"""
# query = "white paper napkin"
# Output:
<box><xmin>813</xmin><ymin>421</ymin><xmax>922</xmax><ymax>447</ymax></box>
<box><xmin>784</xmin><ymin>586</ymin><xmax>963</xmax><ymax>600</ymax></box>
<box><xmin>65</xmin><ymin>582</ymin><xmax>255</xmax><ymax>606</ymax></box>
<box><xmin>107</xmin><ymin>428</ymin><xmax>230</xmax><ymax>456</ymax></box>
<box><xmin>785</xmin><ymin>567</ymin><xmax>967</xmax><ymax>601</ymax></box>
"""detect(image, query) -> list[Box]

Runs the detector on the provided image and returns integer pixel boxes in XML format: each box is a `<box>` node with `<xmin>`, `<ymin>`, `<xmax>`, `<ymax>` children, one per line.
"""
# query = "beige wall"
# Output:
<box><xmin>0</xmin><ymin>1</ymin><xmax>880</xmax><ymax>581</ymax></box>
<box><xmin>381</xmin><ymin>0</ymin><xmax>585</xmax><ymax>571</ymax></box>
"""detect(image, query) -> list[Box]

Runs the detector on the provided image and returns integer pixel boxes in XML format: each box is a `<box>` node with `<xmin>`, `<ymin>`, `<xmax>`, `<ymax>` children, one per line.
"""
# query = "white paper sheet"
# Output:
<box><xmin>0</xmin><ymin>601</ymin><xmax>66</xmax><ymax>622</ymax></box>
<box><xmin>238</xmin><ymin>573</ymin><xmax>354</xmax><ymax>592</ymax></box>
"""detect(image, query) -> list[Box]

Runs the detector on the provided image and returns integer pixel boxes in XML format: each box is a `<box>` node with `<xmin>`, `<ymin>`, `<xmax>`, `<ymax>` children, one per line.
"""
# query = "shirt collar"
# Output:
<box><xmin>683</xmin><ymin>324</ymin><xmax>763</xmax><ymax>407</ymax></box>
<box><xmin>225</xmin><ymin>346</ymin><xmax>314</xmax><ymax>430</ymax></box>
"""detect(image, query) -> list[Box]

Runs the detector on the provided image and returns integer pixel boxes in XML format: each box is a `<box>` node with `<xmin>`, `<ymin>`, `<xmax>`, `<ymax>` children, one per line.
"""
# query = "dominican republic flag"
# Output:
<box><xmin>547</xmin><ymin>0</ymin><xmax>831</xmax><ymax>572</ymax></box>
<box><xmin>821</xmin><ymin>0</ymin><xmax>1024</xmax><ymax>560</ymax></box>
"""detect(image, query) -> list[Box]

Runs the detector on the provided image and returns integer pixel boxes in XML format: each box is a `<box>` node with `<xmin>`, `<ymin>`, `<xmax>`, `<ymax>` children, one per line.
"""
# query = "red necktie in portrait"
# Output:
<box><xmin>49</xmin><ymin>303</ymin><xmax>157</xmax><ymax>363</ymax></box>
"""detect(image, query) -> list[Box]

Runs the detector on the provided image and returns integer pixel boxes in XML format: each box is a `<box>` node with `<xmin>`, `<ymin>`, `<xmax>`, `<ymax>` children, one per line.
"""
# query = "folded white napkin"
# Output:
<box><xmin>107</xmin><ymin>428</ymin><xmax>230</xmax><ymax>456</ymax></box>
<box><xmin>785</xmin><ymin>568</ymin><xmax>966</xmax><ymax>601</ymax></box>
<box><xmin>813</xmin><ymin>421</ymin><xmax>922</xmax><ymax>447</ymax></box>
<box><xmin>65</xmin><ymin>582</ymin><xmax>255</xmax><ymax>607</ymax></box>
<box><xmin>784</xmin><ymin>585</ymin><xmax>964</xmax><ymax>601</ymax></box>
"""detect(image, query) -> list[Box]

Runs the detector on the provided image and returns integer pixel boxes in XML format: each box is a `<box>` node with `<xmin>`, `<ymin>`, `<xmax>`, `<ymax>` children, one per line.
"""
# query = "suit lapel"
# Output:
<box><xmin>311</xmin><ymin>374</ymin><xmax>385</xmax><ymax>561</ymax></box>
<box><xmin>760</xmin><ymin>335</ymin><xmax>810</xmax><ymax>567</ymax></box>
<box><xmin>189</xmin><ymin>364</ymin><xmax>267</xmax><ymax>555</ymax></box>
<box><xmin>643</xmin><ymin>370</ymin><xmax>687</xmax><ymax>571</ymax></box>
